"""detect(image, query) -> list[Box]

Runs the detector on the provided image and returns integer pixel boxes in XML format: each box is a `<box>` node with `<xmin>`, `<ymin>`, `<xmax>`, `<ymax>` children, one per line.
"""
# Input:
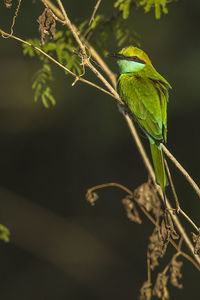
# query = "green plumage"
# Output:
<box><xmin>114</xmin><ymin>46</ymin><xmax>171</xmax><ymax>193</ymax></box>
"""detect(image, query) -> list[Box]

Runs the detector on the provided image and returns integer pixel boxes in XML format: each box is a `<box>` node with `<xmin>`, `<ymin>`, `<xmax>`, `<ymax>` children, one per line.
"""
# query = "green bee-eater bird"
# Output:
<box><xmin>112</xmin><ymin>46</ymin><xmax>171</xmax><ymax>194</ymax></box>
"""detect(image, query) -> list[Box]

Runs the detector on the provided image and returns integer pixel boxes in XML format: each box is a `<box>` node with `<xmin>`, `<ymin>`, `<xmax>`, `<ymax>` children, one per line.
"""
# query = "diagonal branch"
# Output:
<box><xmin>42</xmin><ymin>0</ymin><xmax>117</xmax><ymax>88</ymax></box>
<box><xmin>48</xmin><ymin>0</ymin><xmax>200</xmax><ymax>201</ymax></box>
<box><xmin>51</xmin><ymin>0</ymin><xmax>200</xmax><ymax>266</ymax></box>
<box><xmin>55</xmin><ymin>0</ymin><xmax>122</xmax><ymax>102</ymax></box>
<box><xmin>124</xmin><ymin>113</ymin><xmax>200</xmax><ymax>266</ymax></box>
<box><xmin>162</xmin><ymin>144</ymin><xmax>200</xmax><ymax>198</ymax></box>
<box><xmin>3</xmin><ymin>0</ymin><xmax>199</xmax><ymax>266</ymax></box>
<box><xmin>0</xmin><ymin>29</ymin><xmax>115</xmax><ymax>99</ymax></box>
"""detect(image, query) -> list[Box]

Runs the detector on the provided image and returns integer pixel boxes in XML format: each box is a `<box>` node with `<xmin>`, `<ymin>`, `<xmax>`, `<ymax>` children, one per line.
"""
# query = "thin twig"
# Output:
<box><xmin>41</xmin><ymin>0</ymin><xmax>117</xmax><ymax>88</ymax></box>
<box><xmin>123</xmin><ymin>113</ymin><xmax>156</xmax><ymax>183</ymax></box>
<box><xmin>42</xmin><ymin>0</ymin><xmax>200</xmax><ymax>197</ymax></box>
<box><xmin>88</xmin><ymin>46</ymin><xmax>117</xmax><ymax>89</ymax></box>
<box><xmin>52</xmin><ymin>0</ymin><xmax>200</xmax><ymax>266</ymax></box>
<box><xmin>87</xmin><ymin>182</ymin><xmax>200</xmax><ymax>270</ymax></box>
<box><xmin>87</xmin><ymin>182</ymin><xmax>133</xmax><ymax>196</ymax></box>
<box><xmin>56</xmin><ymin>0</ymin><xmax>87</xmax><ymax>54</ymax></box>
<box><xmin>41</xmin><ymin>0</ymin><xmax>65</xmax><ymax>23</ymax></box>
<box><xmin>164</xmin><ymin>159</ymin><xmax>180</xmax><ymax>212</ymax></box>
<box><xmin>0</xmin><ymin>29</ymin><xmax>115</xmax><ymax>99</ymax></box>
<box><xmin>10</xmin><ymin>0</ymin><xmax>22</xmax><ymax>35</ymax></box>
<box><xmin>55</xmin><ymin>0</ymin><xmax>123</xmax><ymax>103</ymax></box>
<box><xmin>123</xmin><ymin>114</ymin><xmax>200</xmax><ymax>266</ymax></box>
<box><xmin>162</xmin><ymin>144</ymin><xmax>200</xmax><ymax>198</ymax></box>
<box><xmin>165</xmin><ymin>159</ymin><xmax>199</xmax><ymax>233</ymax></box>
<box><xmin>3</xmin><ymin>0</ymin><xmax>200</xmax><ymax>266</ymax></box>
<box><xmin>89</xmin><ymin>0</ymin><xmax>102</xmax><ymax>26</ymax></box>
<box><xmin>178</xmin><ymin>236</ymin><xmax>184</xmax><ymax>251</ymax></box>
<box><xmin>179</xmin><ymin>209</ymin><xmax>200</xmax><ymax>233</ymax></box>
<box><xmin>41</xmin><ymin>0</ymin><xmax>65</xmax><ymax>20</ymax></box>
<box><xmin>180</xmin><ymin>250</ymin><xmax>200</xmax><ymax>271</ymax></box>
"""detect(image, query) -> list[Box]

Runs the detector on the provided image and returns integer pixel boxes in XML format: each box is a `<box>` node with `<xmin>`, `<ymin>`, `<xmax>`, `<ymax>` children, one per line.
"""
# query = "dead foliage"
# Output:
<box><xmin>38</xmin><ymin>8</ymin><xmax>56</xmax><ymax>45</ymax></box>
<box><xmin>148</xmin><ymin>227</ymin><xmax>165</xmax><ymax>270</ymax></box>
<box><xmin>133</xmin><ymin>182</ymin><xmax>162</xmax><ymax>218</ymax></box>
<box><xmin>4</xmin><ymin>0</ymin><xmax>12</xmax><ymax>8</ymax></box>
<box><xmin>169</xmin><ymin>256</ymin><xmax>183</xmax><ymax>289</ymax></box>
<box><xmin>191</xmin><ymin>231</ymin><xmax>200</xmax><ymax>255</ymax></box>
<box><xmin>86</xmin><ymin>190</ymin><xmax>99</xmax><ymax>206</ymax></box>
<box><xmin>139</xmin><ymin>280</ymin><xmax>152</xmax><ymax>300</ymax></box>
<box><xmin>85</xmin><ymin>181</ymin><xmax>199</xmax><ymax>300</ymax></box>
<box><xmin>122</xmin><ymin>195</ymin><xmax>142</xmax><ymax>224</ymax></box>
<box><xmin>153</xmin><ymin>272</ymin><xmax>169</xmax><ymax>299</ymax></box>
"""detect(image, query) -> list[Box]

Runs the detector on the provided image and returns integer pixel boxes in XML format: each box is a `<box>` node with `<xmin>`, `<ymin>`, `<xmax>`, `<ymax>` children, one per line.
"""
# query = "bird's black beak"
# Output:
<box><xmin>109</xmin><ymin>53</ymin><xmax>124</xmax><ymax>60</ymax></box>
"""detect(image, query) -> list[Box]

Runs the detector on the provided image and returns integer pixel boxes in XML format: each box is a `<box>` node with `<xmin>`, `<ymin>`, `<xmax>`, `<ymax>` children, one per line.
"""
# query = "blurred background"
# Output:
<box><xmin>0</xmin><ymin>0</ymin><xmax>199</xmax><ymax>299</ymax></box>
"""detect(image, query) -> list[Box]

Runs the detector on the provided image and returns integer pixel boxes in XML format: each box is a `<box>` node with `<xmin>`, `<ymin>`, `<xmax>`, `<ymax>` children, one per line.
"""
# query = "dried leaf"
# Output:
<box><xmin>160</xmin><ymin>217</ymin><xmax>169</xmax><ymax>243</ymax></box>
<box><xmin>38</xmin><ymin>8</ymin><xmax>56</xmax><ymax>45</ymax></box>
<box><xmin>159</xmin><ymin>213</ymin><xmax>179</xmax><ymax>258</ymax></box>
<box><xmin>148</xmin><ymin>227</ymin><xmax>164</xmax><ymax>270</ymax></box>
<box><xmin>163</xmin><ymin>212</ymin><xmax>179</xmax><ymax>240</ymax></box>
<box><xmin>153</xmin><ymin>273</ymin><xmax>169</xmax><ymax>299</ymax></box>
<box><xmin>139</xmin><ymin>280</ymin><xmax>152</xmax><ymax>300</ymax></box>
<box><xmin>134</xmin><ymin>182</ymin><xmax>162</xmax><ymax>218</ymax></box>
<box><xmin>86</xmin><ymin>190</ymin><xmax>99</xmax><ymax>206</ymax></box>
<box><xmin>191</xmin><ymin>231</ymin><xmax>200</xmax><ymax>255</ymax></box>
<box><xmin>122</xmin><ymin>196</ymin><xmax>142</xmax><ymax>224</ymax></box>
<box><xmin>4</xmin><ymin>0</ymin><xmax>12</xmax><ymax>8</ymax></box>
<box><xmin>170</xmin><ymin>256</ymin><xmax>183</xmax><ymax>289</ymax></box>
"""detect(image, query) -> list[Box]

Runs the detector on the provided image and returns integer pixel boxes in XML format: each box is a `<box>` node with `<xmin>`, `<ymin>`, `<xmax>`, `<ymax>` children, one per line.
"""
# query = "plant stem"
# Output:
<box><xmin>162</xmin><ymin>144</ymin><xmax>200</xmax><ymax>198</ymax></box>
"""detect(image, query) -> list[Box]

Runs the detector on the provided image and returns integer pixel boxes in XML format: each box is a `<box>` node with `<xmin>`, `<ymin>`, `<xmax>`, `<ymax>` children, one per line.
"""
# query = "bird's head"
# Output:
<box><xmin>111</xmin><ymin>46</ymin><xmax>152</xmax><ymax>74</ymax></box>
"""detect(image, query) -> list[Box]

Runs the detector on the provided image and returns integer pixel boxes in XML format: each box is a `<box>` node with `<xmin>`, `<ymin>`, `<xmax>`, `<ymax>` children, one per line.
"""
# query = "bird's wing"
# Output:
<box><xmin>153</xmin><ymin>80</ymin><xmax>169</xmax><ymax>141</ymax></box>
<box><xmin>142</xmin><ymin>65</ymin><xmax>170</xmax><ymax>141</ymax></box>
<box><xmin>118</xmin><ymin>74</ymin><xmax>165</xmax><ymax>141</ymax></box>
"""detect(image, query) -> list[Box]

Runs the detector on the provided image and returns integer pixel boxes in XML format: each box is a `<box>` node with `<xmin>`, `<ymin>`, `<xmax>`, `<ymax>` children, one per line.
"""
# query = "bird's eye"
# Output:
<box><xmin>129</xmin><ymin>56</ymin><xmax>139</xmax><ymax>61</ymax></box>
<box><xmin>128</xmin><ymin>56</ymin><xmax>145</xmax><ymax>64</ymax></box>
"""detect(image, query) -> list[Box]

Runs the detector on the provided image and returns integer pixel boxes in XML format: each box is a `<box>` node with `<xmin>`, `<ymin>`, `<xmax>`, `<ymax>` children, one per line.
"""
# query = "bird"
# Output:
<box><xmin>111</xmin><ymin>46</ymin><xmax>171</xmax><ymax>195</ymax></box>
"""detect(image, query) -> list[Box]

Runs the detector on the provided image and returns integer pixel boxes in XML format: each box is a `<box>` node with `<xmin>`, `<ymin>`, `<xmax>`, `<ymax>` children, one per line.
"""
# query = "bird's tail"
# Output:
<box><xmin>149</xmin><ymin>141</ymin><xmax>167</xmax><ymax>194</ymax></box>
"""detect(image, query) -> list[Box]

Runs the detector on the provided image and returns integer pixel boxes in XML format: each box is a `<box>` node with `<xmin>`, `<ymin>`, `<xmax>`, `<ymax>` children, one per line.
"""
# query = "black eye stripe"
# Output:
<box><xmin>110</xmin><ymin>53</ymin><xmax>145</xmax><ymax>64</ymax></box>
<box><xmin>125</xmin><ymin>56</ymin><xmax>145</xmax><ymax>64</ymax></box>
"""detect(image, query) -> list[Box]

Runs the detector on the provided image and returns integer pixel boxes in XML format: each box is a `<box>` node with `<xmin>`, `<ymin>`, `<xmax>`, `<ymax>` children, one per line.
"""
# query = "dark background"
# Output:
<box><xmin>0</xmin><ymin>1</ymin><xmax>199</xmax><ymax>299</ymax></box>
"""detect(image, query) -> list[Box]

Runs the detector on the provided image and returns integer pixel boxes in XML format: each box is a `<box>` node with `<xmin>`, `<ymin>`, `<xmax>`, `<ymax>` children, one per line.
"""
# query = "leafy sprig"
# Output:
<box><xmin>138</xmin><ymin>0</ymin><xmax>169</xmax><ymax>19</ymax></box>
<box><xmin>0</xmin><ymin>224</ymin><xmax>10</xmax><ymax>243</ymax></box>
<box><xmin>22</xmin><ymin>30</ymin><xmax>83</xmax><ymax>107</ymax></box>
<box><xmin>22</xmin><ymin>0</ymin><xmax>171</xmax><ymax>107</ymax></box>
<box><xmin>32</xmin><ymin>61</ymin><xmax>55</xmax><ymax>108</ymax></box>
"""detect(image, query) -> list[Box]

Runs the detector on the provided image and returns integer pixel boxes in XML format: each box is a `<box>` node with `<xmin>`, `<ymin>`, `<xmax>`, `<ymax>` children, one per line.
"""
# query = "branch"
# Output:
<box><xmin>3</xmin><ymin>0</ymin><xmax>199</xmax><ymax>266</ymax></box>
<box><xmin>50</xmin><ymin>0</ymin><xmax>200</xmax><ymax>266</ymax></box>
<box><xmin>0</xmin><ymin>30</ymin><xmax>116</xmax><ymax>99</ymax></box>
<box><xmin>164</xmin><ymin>159</ymin><xmax>199</xmax><ymax>233</ymax></box>
<box><xmin>41</xmin><ymin>0</ymin><xmax>65</xmax><ymax>21</ymax></box>
<box><xmin>125</xmin><ymin>112</ymin><xmax>200</xmax><ymax>266</ymax></box>
<box><xmin>89</xmin><ymin>0</ymin><xmax>102</xmax><ymax>26</ymax></box>
<box><xmin>42</xmin><ymin>0</ymin><xmax>117</xmax><ymax>88</ymax></box>
<box><xmin>86</xmin><ymin>182</ymin><xmax>200</xmax><ymax>271</ymax></box>
<box><xmin>162</xmin><ymin>144</ymin><xmax>200</xmax><ymax>198</ymax></box>
<box><xmin>55</xmin><ymin>0</ymin><xmax>122</xmax><ymax>103</ymax></box>
<box><xmin>42</xmin><ymin>1</ymin><xmax>200</xmax><ymax>201</ymax></box>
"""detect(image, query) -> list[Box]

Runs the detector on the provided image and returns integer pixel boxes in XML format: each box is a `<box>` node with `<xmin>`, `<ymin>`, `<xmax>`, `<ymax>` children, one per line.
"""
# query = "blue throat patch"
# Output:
<box><xmin>117</xmin><ymin>59</ymin><xmax>145</xmax><ymax>73</ymax></box>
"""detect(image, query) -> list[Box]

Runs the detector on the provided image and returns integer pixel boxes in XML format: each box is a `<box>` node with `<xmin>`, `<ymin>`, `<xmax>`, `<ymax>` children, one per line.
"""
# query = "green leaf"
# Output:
<box><xmin>90</xmin><ymin>15</ymin><xmax>105</xmax><ymax>29</ymax></box>
<box><xmin>22</xmin><ymin>38</ymin><xmax>41</xmax><ymax>57</ymax></box>
<box><xmin>139</xmin><ymin>0</ymin><xmax>168</xmax><ymax>19</ymax></box>
<box><xmin>0</xmin><ymin>224</ymin><xmax>10</xmax><ymax>243</ymax></box>
<box><xmin>114</xmin><ymin>0</ymin><xmax>132</xmax><ymax>19</ymax></box>
<box><xmin>32</xmin><ymin>61</ymin><xmax>56</xmax><ymax>108</ymax></box>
